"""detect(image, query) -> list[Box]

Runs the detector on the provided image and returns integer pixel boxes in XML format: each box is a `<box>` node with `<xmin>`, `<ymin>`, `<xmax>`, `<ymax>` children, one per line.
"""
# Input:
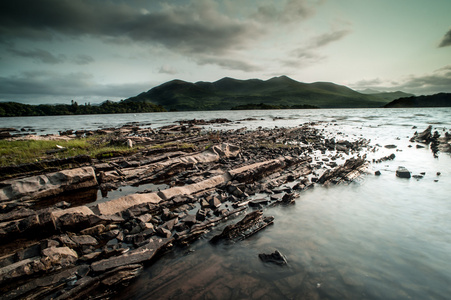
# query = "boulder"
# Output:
<box><xmin>41</xmin><ymin>246</ymin><xmax>78</xmax><ymax>268</ymax></box>
<box><xmin>396</xmin><ymin>166</ymin><xmax>411</xmax><ymax>179</ymax></box>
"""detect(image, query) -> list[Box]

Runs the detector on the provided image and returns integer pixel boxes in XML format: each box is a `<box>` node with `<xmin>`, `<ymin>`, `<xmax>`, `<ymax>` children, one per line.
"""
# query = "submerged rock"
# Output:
<box><xmin>210</xmin><ymin>210</ymin><xmax>274</xmax><ymax>243</ymax></box>
<box><xmin>258</xmin><ymin>250</ymin><xmax>288</xmax><ymax>265</ymax></box>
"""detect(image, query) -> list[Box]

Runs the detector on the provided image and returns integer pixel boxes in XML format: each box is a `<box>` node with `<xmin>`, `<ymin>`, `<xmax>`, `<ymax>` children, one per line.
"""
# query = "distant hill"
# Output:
<box><xmin>125</xmin><ymin>76</ymin><xmax>395</xmax><ymax>111</ymax></box>
<box><xmin>384</xmin><ymin>93</ymin><xmax>451</xmax><ymax>108</ymax></box>
<box><xmin>367</xmin><ymin>91</ymin><xmax>414</xmax><ymax>102</ymax></box>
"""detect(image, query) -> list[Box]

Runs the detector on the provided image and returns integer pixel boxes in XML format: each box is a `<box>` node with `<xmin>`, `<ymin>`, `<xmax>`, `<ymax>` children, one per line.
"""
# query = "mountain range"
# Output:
<box><xmin>125</xmin><ymin>76</ymin><xmax>414</xmax><ymax>111</ymax></box>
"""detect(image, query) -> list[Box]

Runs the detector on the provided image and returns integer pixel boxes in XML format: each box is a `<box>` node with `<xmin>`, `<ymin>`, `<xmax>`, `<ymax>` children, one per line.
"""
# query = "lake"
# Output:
<box><xmin>2</xmin><ymin>108</ymin><xmax>451</xmax><ymax>299</ymax></box>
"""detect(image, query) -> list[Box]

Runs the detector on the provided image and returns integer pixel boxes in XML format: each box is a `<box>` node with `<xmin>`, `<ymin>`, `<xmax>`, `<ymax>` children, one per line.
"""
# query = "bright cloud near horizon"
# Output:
<box><xmin>1</xmin><ymin>0</ymin><xmax>450</xmax><ymax>104</ymax></box>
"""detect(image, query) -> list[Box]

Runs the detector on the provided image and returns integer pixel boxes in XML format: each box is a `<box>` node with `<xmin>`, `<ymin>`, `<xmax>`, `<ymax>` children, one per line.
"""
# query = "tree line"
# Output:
<box><xmin>0</xmin><ymin>100</ymin><xmax>167</xmax><ymax>117</ymax></box>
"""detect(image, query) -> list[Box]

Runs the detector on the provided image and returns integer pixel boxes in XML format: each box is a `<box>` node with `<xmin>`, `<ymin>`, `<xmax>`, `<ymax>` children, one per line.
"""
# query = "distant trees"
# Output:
<box><xmin>231</xmin><ymin>103</ymin><xmax>319</xmax><ymax>110</ymax></box>
<box><xmin>0</xmin><ymin>100</ymin><xmax>166</xmax><ymax>117</ymax></box>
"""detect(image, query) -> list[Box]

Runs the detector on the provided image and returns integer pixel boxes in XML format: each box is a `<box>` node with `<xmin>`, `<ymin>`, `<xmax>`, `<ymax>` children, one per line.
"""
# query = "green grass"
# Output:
<box><xmin>0</xmin><ymin>136</ymin><xmax>138</xmax><ymax>167</ymax></box>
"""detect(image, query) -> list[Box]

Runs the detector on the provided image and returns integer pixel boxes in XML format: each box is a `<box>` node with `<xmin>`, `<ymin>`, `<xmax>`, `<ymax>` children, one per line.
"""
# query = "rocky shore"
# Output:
<box><xmin>0</xmin><ymin>120</ymin><xmax>449</xmax><ymax>299</ymax></box>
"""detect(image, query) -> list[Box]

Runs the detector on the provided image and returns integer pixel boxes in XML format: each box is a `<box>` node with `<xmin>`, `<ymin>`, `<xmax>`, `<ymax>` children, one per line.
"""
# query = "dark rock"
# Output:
<box><xmin>384</xmin><ymin>144</ymin><xmax>397</xmax><ymax>149</ymax></box>
<box><xmin>156</xmin><ymin>227</ymin><xmax>172</xmax><ymax>238</ymax></box>
<box><xmin>91</xmin><ymin>237</ymin><xmax>173</xmax><ymax>272</ymax></box>
<box><xmin>100</xmin><ymin>229</ymin><xmax>120</xmax><ymax>240</ymax></box>
<box><xmin>258</xmin><ymin>250</ymin><xmax>288</xmax><ymax>265</ymax></box>
<box><xmin>209</xmin><ymin>197</ymin><xmax>222</xmax><ymax>208</ymax></box>
<box><xmin>270</xmin><ymin>193</ymin><xmax>284</xmax><ymax>201</ymax></box>
<box><xmin>396</xmin><ymin>166</ymin><xmax>411</xmax><ymax>179</ymax></box>
<box><xmin>281</xmin><ymin>192</ymin><xmax>298</xmax><ymax>204</ymax></box>
<box><xmin>248</xmin><ymin>199</ymin><xmax>269</xmax><ymax>207</ymax></box>
<box><xmin>162</xmin><ymin>217</ymin><xmax>179</xmax><ymax>231</ymax></box>
<box><xmin>181</xmin><ymin>214</ymin><xmax>197</xmax><ymax>226</ymax></box>
<box><xmin>410</xmin><ymin>125</ymin><xmax>432</xmax><ymax>143</ymax></box>
<box><xmin>318</xmin><ymin>156</ymin><xmax>368</xmax><ymax>185</ymax></box>
<box><xmin>16</xmin><ymin>242</ymin><xmax>41</xmax><ymax>261</ymax></box>
<box><xmin>210</xmin><ymin>210</ymin><xmax>274</xmax><ymax>243</ymax></box>
<box><xmin>80</xmin><ymin>224</ymin><xmax>106</xmax><ymax>236</ymax></box>
<box><xmin>57</xmin><ymin>212</ymin><xmax>91</xmax><ymax>231</ymax></box>
<box><xmin>375</xmin><ymin>170</ymin><xmax>381</xmax><ymax>176</ymax></box>
<box><xmin>70</xmin><ymin>235</ymin><xmax>98</xmax><ymax>246</ymax></box>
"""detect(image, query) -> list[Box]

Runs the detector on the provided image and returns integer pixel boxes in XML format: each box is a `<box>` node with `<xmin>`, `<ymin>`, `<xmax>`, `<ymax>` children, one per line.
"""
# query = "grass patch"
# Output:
<box><xmin>0</xmin><ymin>136</ymin><xmax>138</xmax><ymax>167</ymax></box>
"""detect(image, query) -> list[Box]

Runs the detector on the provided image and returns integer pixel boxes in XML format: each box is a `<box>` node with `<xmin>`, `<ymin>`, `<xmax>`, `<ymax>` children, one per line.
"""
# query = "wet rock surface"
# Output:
<box><xmin>410</xmin><ymin>125</ymin><xmax>451</xmax><ymax>157</ymax></box>
<box><xmin>259</xmin><ymin>249</ymin><xmax>288</xmax><ymax>265</ymax></box>
<box><xmin>0</xmin><ymin>120</ymin><xmax>377</xmax><ymax>298</ymax></box>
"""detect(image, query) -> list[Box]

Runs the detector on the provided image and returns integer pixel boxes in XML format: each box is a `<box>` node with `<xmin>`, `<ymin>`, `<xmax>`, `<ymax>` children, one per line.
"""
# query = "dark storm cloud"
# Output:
<box><xmin>285</xmin><ymin>28</ymin><xmax>351</xmax><ymax>68</ymax></box>
<box><xmin>196</xmin><ymin>56</ymin><xmax>262</xmax><ymax>72</ymax></box>
<box><xmin>73</xmin><ymin>54</ymin><xmax>95</xmax><ymax>65</ymax></box>
<box><xmin>310</xmin><ymin>29</ymin><xmax>351</xmax><ymax>48</ymax></box>
<box><xmin>398</xmin><ymin>66</ymin><xmax>451</xmax><ymax>94</ymax></box>
<box><xmin>7</xmin><ymin>48</ymin><xmax>66</xmax><ymax>64</ymax></box>
<box><xmin>0</xmin><ymin>71</ymin><xmax>94</xmax><ymax>95</ymax></box>
<box><xmin>0</xmin><ymin>71</ymin><xmax>155</xmax><ymax>103</ymax></box>
<box><xmin>351</xmin><ymin>66</ymin><xmax>451</xmax><ymax>95</ymax></box>
<box><xmin>438</xmin><ymin>28</ymin><xmax>451</xmax><ymax>47</ymax></box>
<box><xmin>253</xmin><ymin>0</ymin><xmax>321</xmax><ymax>23</ymax></box>
<box><xmin>0</xmin><ymin>0</ymin><xmax>262</xmax><ymax>56</ymax></box>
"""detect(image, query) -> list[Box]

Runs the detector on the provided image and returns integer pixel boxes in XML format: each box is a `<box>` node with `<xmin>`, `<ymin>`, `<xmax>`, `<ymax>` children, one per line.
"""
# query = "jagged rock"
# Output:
<box><xmin>318</xmin><ymin>157</ymin><xmax>368</xmax><ymax>185</ymax></box>
<box><xmin>373</xmin><ymin>153</ymin><xmax>395</xmax><ymax>163</ymax></box>
<box><xmin>258</xmin><ymin>250</ymin><xmax>288</xmax><ymax>265</ymax></box>
<box><xmin>210</xmin><ymin>210</ymin><xmax>274</xmax><ymax>243</ymax></box>
<box><xmin>91</xmin><ymin>237</ymin><xmax>173</xmax><ymax>272</ymax></box>
<box><xmin>281</xmin><ymin>192</ymin><xmax>298</xmax><ymax>204</ymax></box>
<box><xmin>156</xmin><ymin>227</ymin><xmax>172</xmax><ymax>238</ymax></box>
<box><xmin>410</xmin><ymin>125</ymin><xmax>432</xmax><ymax>143</ymax></box>
<box><xmin>80</xmin><ymin>224</ymin><xmax>106</xmax><ymax>236</ymax></box>
<box><xmin>95</xmin><ymin>193</ymin><xmax>162</xmax><ymax>216</ymax></box>
<box><xmin>40</xmin><ymin>246</ymin><xmax>78</xmax><ymax>272</ymax></box>
<box><xmin>0</xmin><ymin>166</ymin><xmax>98</xmax><ymax>202</ymax></box>
<box><xmin>70</xmin><ymin>235</ymin><xmax>98</xmax><ymax>246</ymax></box>
<box><xmin>209</xmin><ymin>197</ymin><xmax>221</xmax><ymax>208</ymax></box>
<box><xmin>396</xmin><ymin>166</ymin><xmax>411</xmax><ymax>179</ymax></box>
<box><xmin>1</xmin><ymin>265</ymin><xmax>86</xmax><ymax>300</ymax></box>
<box><xmin>248</xmin><ymin>199</ymin><xmax>269</xmax><ymax>207</ymax></box>
<box><xmin>181</xmin><ymin>214</ymin><xmax>197</xmax><ymax>226</ymax></box>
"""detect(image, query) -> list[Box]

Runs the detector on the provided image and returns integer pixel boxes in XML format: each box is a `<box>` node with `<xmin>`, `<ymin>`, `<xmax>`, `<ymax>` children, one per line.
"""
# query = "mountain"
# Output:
<box><xmin>125</xmin><ymin>76</ymin><xmax>396</xmax><ymax>111</ymax></box>
<box><xmin>384</xmin><ymin>93</ymin><xmax>451</xmax><ymax>108</ymax></box>
<box><xmin>368</xmin><ymin>91</ymin><xmax>414</xmax><ymax>102</ymax></box>
<box><xmin>359</xmin><ymin>88</ymin><xmax>382</xmax><ymax>94</ymax></box>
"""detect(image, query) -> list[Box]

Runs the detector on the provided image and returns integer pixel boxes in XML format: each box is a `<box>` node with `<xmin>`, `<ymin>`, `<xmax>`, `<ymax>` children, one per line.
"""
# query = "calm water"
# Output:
<box><xmin>2</xmin><ymin>108</ymin><xmax>451</xmax><ymax>299</ymax></box>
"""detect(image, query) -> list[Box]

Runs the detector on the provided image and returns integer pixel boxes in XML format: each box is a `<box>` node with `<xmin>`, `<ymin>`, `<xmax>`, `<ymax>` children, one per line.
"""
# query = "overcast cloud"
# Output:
<box><xmin>0</xmin><ymin>0</ymin><xmax>450</xmax><ymax>103</ymax></box>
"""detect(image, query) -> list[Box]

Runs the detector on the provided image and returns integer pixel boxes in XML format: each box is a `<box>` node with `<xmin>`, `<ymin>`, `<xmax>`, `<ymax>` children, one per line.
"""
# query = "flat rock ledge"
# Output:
<box><xmin>0</xmin><ymin>123</ymin><xmax>374</xmax><ymax>299</ymax></box>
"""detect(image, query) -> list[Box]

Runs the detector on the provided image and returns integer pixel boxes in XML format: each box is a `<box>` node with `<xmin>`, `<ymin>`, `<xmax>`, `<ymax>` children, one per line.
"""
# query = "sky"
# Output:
<box><xmin>1</xmin><ymin>0</ymin><xmax>450</xmax><ymax>104</ymax></box>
